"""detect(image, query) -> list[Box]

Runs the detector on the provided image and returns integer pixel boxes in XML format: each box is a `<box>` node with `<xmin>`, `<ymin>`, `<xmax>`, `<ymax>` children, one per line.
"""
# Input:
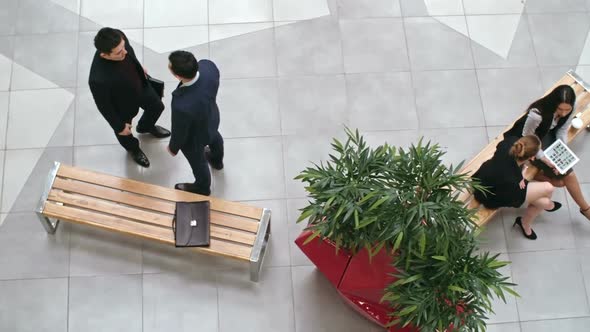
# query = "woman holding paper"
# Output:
<box><xmin>473</xmin><ymin>135</ymin><xmax>559</xmax><ymax>240</ymax></box>
<box><xmin>504</xmin><ymin>84</ymin><xmax>590</xmax><ymax>221</ymax></box>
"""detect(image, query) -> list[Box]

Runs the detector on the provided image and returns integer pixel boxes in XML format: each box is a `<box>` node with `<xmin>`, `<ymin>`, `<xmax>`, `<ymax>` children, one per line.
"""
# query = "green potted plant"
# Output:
<box><xmin>294</xmin><ymin>128</ymin><xmax>517</xmax><ymax>331</ymax></box>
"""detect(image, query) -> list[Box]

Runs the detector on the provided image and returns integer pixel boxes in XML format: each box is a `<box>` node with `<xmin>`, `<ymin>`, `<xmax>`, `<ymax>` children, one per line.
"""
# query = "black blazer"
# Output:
<box><xmin>88</xmin><ymin>30</ymin><xmax>147</xmax><ymax>133</ymax></box>
<box><xmin>169</xmin><ymin>60</ymin><xmax>221</xmax><ymax>155</ymax></box>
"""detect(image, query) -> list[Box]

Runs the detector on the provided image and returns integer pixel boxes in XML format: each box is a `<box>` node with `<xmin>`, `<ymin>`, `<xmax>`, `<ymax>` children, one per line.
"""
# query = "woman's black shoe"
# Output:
<box><xmin>513</xmin><ymin>217</ymin><xmax>537</xmax><ymax>240</ymax></box>
<box><xmin>545</xmin><ymin>201</ymin><xmax>562</xmax><ymax>212</ymax></box>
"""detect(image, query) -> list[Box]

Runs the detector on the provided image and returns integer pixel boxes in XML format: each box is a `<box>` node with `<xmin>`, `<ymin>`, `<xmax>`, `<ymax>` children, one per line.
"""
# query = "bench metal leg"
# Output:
<box><xmin>249</xmin><ymin>208</ymin><xmax>271</xmax><ymax>282</ymax></box>
<box><xmin>36</xmin><ymin>212</ymin><xmax>60</xmax><ymax>234</ymax></box>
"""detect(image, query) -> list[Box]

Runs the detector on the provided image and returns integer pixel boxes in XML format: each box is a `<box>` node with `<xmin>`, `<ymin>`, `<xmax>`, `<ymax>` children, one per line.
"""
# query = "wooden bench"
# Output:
<box><xmin>35</xmin><ymin>163</ymin><xmax>271</xmax><ymax>282</ymax></box>
<box><xmin>459</xmin><ymin>69</ymin><xmax>590</xmax><ymax>227</ymax></box>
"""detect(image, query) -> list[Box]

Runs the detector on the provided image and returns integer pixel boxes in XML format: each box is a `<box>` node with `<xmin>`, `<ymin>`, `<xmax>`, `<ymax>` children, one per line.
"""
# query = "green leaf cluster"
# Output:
<box><xmin>295</xmin><ymin>127</ymin><xmax>517</xmax><ymax>331</ymax></box>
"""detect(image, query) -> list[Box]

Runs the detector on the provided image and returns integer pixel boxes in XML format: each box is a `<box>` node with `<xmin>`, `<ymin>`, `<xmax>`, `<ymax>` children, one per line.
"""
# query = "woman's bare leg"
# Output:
<box><xmin>562</xmin><ymin>172</ymin><xmax>590</xmax><ymax>219</ymax></box>
<box><xmin>520</xmin><ymin>182</ymin><xmax>555</xmax><ymax>234</ymax></box>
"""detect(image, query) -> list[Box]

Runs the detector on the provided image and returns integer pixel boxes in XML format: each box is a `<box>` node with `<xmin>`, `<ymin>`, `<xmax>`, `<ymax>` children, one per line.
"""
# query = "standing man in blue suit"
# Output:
<box><xmin>167</xmin><ymin>50</ymin><xmax>224</xmax><ymax>196</ymax></box>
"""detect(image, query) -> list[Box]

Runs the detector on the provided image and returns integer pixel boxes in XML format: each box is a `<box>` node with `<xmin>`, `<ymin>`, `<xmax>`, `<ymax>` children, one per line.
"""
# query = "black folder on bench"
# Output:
<box><xmin>172</xmin><ymin>201</ymin><xmax>211</xmax><ymax>247</ymax></box>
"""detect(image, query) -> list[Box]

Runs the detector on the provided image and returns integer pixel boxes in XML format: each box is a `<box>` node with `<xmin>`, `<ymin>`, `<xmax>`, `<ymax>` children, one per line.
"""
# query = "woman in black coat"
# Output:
<box><xmin>473</xmin><ymin>135</ymin><xmax>559</xmax><ymax>240</ymax></box>
<box><xmin>504</xmin><ymin>84</ymin><xmax>590</xmax><ymax>221</ymax></box>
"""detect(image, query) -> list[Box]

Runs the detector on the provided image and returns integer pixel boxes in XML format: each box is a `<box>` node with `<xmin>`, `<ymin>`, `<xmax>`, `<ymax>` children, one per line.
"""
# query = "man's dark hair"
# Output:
<box><xmin>94</xmin><ymin>27</ymin><xmax>123</xmax><ymax>54</ymax></box>
<box><xmin>168</xmin><ymin>50</ymin><xmax>198</xmax><ymax>79</ymax></box>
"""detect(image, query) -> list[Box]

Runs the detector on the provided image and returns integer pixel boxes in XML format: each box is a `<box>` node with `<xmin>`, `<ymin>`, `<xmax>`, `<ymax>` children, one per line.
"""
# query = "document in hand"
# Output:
<box><xmin>544</xmin><ymin>139</ymin><xmax>579</xmax><ymax>174</ymax></box>
<box><xmin>147</xmin><ymin>75</ymin><xmax>165</xmax><ymax>98</ymax></box>
<box><xmin>172</xmin><ymin>201</ymin><xmax>211</xmax><ymax>247</ymax></box>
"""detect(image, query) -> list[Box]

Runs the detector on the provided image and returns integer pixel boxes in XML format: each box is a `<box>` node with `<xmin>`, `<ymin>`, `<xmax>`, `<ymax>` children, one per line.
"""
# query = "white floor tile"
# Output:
<box><xmin>144</xmin><ymin>0</ymin><xmax>207</xmax><ymax>27</ymax></box>
<box><xmin>209</xmin><ymin>0</ymin><xmax>273</xmax><ymax>24</ymax></box>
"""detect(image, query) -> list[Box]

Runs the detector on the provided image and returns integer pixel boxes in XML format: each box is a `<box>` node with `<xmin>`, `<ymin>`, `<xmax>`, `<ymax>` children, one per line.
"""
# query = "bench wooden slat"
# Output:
<box><xmin>56</xmin><ymin>164</ymin><xmax>263</xmax><ymax>220</ymax></box>
<box><xmin>42</xmin><ymin>202</ymin><xmax>252</xmax><ymax>260</ymax></box>
<box><xmin>47</xmin><ymin>189</ymin><xmax>257</xmax><ymax>246</ymax></box>
<box><xmin>52</xmin><ymin>177</ymin><xmax>261</xmax><ymax>233</ymax></box>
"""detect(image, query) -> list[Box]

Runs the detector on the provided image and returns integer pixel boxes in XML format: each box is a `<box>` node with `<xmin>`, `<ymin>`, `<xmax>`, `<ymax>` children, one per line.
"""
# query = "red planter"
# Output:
<box><xmin>295</xmin><ymin>231</ymin><xmax>419</xmax><ymax>332</ymax></box>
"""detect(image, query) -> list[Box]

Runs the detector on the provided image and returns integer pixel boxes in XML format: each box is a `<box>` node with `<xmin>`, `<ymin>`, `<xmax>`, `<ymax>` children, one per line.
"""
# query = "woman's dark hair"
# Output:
<box><xmin>168</xmin><ymin>50</ymin><xmax>198</xmax><ymax>79</ymax></box>
<box><xmin>94</xmin><ymin>27</ymin><xmax>123</xmax><ymax>54</ymax></box>
<box><xmin>528</xmin><ymin>84</ymin><xmax>576</xmax><ymax>117</ymax></box>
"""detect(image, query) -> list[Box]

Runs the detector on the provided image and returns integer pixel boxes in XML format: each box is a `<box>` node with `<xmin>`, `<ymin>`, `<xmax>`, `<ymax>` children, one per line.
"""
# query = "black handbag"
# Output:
<box><xmin>172</xmin><ymin>201</ymin><xmax>211</xmax><ymax>247</ymax></box>
<box><xmin>147</xmin><ymin>75</ymin><xmax>165</xmax><ymax>98</ymax></box>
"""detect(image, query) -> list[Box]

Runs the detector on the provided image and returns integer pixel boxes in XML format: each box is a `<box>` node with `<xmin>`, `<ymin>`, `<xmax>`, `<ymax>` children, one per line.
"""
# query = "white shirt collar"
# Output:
<box><xmin>181</xmin><ymin>71</ymin><xmax>199</xmax><ymax>87</ymax></box>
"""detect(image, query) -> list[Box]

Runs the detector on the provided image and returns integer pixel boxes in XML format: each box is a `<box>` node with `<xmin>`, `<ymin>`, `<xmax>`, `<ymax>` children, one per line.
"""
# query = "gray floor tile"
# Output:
<box><xmin>0</xmin><ymin>278</ymin><xmax>68</xmax><ymax>332</ymax></box>
<box><xmin>292</xmin><ymin>265</ymin><xmax>382</xmax><ymax>332</ymax></box>
<box><xmin>137</xmin><ymin>141</ymin><xmax>194</xmax><ymax>189</ymax></box>
<box><xmin>287</xmin><ymin>198</ymin><xmax>313</xmax><ymax>266</ymax></box>
<box><xmin>511</xmin><ymin>249</ymin><xmax>590</xmax><ymax>321</ymax></box>
<box><xmin>577</xmin><ymin>247</ymin><xmax>590</xmax><ymax>305</ymax></box>
<box><xmin>209</xmin><ymin>0</ymin><xmax>272</xmax><ymax>24</ymax></box>
<box><xmin>463</xmin><ymin>0</ymin><xmax>525</xmax><ymax>14</ymax></box>
<box><xmin>337</xmin><ymin>0</ymin><xmax>401</xmax><ymax>18</ymax></box>
<box><xmin>143</xmin><ymin>272</ymin><xmax>218</xmax><ymax>332</ymax></box>
<box><xmin>247</xmin><ymin>199</ymin><xmax>291</xmax><ymax>267</ymax></box>
<box><xmin>527</xmin><ymin>13</ymin><xmax>590</xmax><ymax>66</ymax></box>
<box><xmin>565</xmin><ymin>131</ymin><xmax>590</xmax><ymax>184</ymax></box>
<box><xmin>419</xmin><ymin>127</ymin><xmax>489</xmax><ymax>168</ymax></box>
<box><xmin>340</xmin><ymin>18</ymin><xmax>409</xmax><ymax>73</ymax></box>
<box><xmin>360</xmin><ymin>129</ymin><xmax>419</xmax><ymax>150</ymax></box>
<box><xmin>217</xmin><ymin>78</ymin><xmax>281</xmax><ymax>138</ymax></box>
<box><xmin>273</xmin><ymin>0</ymin><xmax>332</xmax><ymax>21</ymax></box>
<box><xmin>539</xmin><ymin>66</ymin><xmax>575</xmax><ymax>91</ymax></box>
<box><xmin>413</xmin><ymin>69</ymin><xmax>485</xmax><ymax>128</ymax></box>
<box><xmin>400</xmin><ymin>0</ymin><xmax>463</xmax><ymax>16</ymax></box>
<box><xmin>488</xmin><ymin>254</ymin><xmax>520</xmax><ymax>324</ymax></box>
<box><xmin>487</xmin><ymin>323</ymin><xmax>522</xmax><ymax>332</ymax></box>
<box><xmin>69</xmin><ymin>225</ymin><xmax>143</xmax><ymax>277</ymax></box>
<box><xmin>503</xmin><ymin>189</ymin><xmax>576</xmax><ymax>252</ymax></box>
<box><xmin>7</xmin><ymin>89</ymin><xmax>74</xmax><ymax>149</ymax></box>
<box><xmin>48</xmin><ymin>101</ymin><xmax>75</xmax><ymax>148</ymax></box>
<box><xmin>404</xmin><ymin>17</ymin><xmax>474</xmax><ymax>70</ymax></box>
<box><xmin>521</xmin><ymin>317</ymin><xmax>590</xmax><ymax>332</ymax></box>
<box><xmin>217</xmin><ymin>266</ymin><xmax>295</xmax><ymax>332</ymax></box>
<box><xmin>210</xmin><ymin>27</ymin><xmax>276</xmax><ymax>79</ymax></box>
<box><xmin>74</xmin><ymin>144</ymin><xmax>144</xmax><ymax>181</ymax></box>
<box><xmin>69</xmin><ymin>274</ymin><xmax>143</xmax><ymax>332</ymax></box>
<box><xmin>14</xmin><ymin>32</ymin><xmax>78</xmax><ymax>88</ymax></box>
<box><xmin>565</xmin><ymin>183</ymin><xmax>590</xmax><ymax>247</ymax></box>
<box><xmin>347</xmin><ymin>72</ymin><xmax>417</xmax><ymax>131</ymax></box>
<box><xmin>525</xmin><ymin>0</ymin><xmax>588</xmax><ymax>13</ymax></box>
<box><xmin>476</xmin><ymin>67</ymin><xmax>544</xmax><ymax>126</ymax></box>
<box><xmin>487</xmin><ymin>125</ymin><xmax>508</xmax><ymax>142</ymax></box>
<box><xmin>471</xmin><ymin>14</ymin><xmax>537</xmax><ymax>69</ymax></box>
<box><xmin>0</xmin><ymin>92</ymin><xmax>8</xmax><ymax>149</ymax></box>
<box><xmin>275</xmin><ymin>16</ymin><xmax>343</xmax><ymax>76</ymax></box>
<box><xmin>144</xmin><ymin>0</ymin><xmax>208</xmax><ymax>27</ymax></box>
<box><xmin>5</xmin><ymin>147</ymin><xmax>73</xmax><ymax>213</ymax></box>
<box><xmin>478</xmin><ymin>211</ymin><xmax>508</xmax><ymax>254</ymax></box>
<box><xmin>282</xmin><ymin>133</ymin><xmax>346</xmax><ymax>198</ymax></box>
<box><xmin>0</xmin><ymin>0</ymin><xmax>18</xmax><ymax>35</ymax></box>
<box><xmin>74</xmin><ymin>87</ymin><xmax>120</xmax><ymax>146</ymax></box>
<box><xmin>0</xmin><ymin>55</ymin><xmax>10</xmax><ymax>92</ymax></box>
<box><xmin>16</xmin><ymin>0</ymin><xmax>79</xmax><ymax>34</ymax></box>
<box><xmin>77</xmin><ymin>30</ymin><xmax>97</xmax><ymax>88</ymax></box>
<box><xmin>279</xmin><ymin>75</ymin><xmax>347</xmax><ymax>135</ymax></box>
<box><xmin>80</xmin><ymin>0</ymin><xmax>144</xmax><ymax>30</ymax></box>
<box><xmin>0</xmin><ymin>212</ymin><xmax>70</xmax><ymax>280</ymax></box>
<box><xmin>212</xmin><ymin>136</ymin><xmax>285</xmax><ymax>201</ymax></box>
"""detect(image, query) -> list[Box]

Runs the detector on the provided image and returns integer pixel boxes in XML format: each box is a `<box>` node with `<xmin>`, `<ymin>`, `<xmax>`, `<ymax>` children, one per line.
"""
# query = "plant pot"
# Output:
<box><xmin>295</xmin><ymin>230</ymin><xmax>352</xmax><ymax>287</ymax></box>
<box><xmin>295</xmin><ymin>230</ymin><xmax>419</xmax><ymax>331</ymax></box>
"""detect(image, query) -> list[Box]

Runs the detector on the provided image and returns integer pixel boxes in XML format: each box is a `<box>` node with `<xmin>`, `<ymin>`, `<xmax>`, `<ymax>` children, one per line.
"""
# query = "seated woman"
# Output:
<box><xmin>504</xmin><ymin>84</ymin><xmax>590</xmax><ymax>221</ymax></box>
<box><xmin>473</xmin><ymin>135</ymin><xmax>559</xmax><ymax>240</ymax></box>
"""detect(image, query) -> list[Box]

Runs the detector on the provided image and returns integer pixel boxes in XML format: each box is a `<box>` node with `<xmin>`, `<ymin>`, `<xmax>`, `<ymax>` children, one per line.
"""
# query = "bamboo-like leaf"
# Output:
<box><xmin>296</xmin><ymin>209</ymin><xmax>314</xmax><ymax>223</ymax></box>
<box><xmin>448</xmin><ymin>285</ymin><xmax>467</xmax><ymax>293</ymax></box>
<box><xmin>302</xmin><ymin>230</ymin><xmax>322</xmax><ymax>245</ymax></box>
<box><xmin>431</xmin><ymin>256</ymin><xmax>447</xmax><ymax>261</ymax></box>
<box><xmin>368</xmin><ymin>196</ymin><xmax>389</xmax><ymax>211</ymax></box>
<box><xmin>419</xmin><ymin>230</ymin><xmax>426</xmax><ymax>257</ymax></box>
<box><xmin>398</xmin><ymin>305</ymin><xmax>418</xmax><ymax>316</ymax></box>
<box><xmin>393</xmin><ymin>232</ymin><xmax>404</xmax><ymax>252</ymax></box>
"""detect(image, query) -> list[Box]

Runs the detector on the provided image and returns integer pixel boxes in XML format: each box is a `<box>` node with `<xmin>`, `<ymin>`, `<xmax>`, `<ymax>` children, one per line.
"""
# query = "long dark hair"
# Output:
<box><xmin>528</xmin><ymin>84</ymin><xmax>576</xmax><ymax>117</ymax></box>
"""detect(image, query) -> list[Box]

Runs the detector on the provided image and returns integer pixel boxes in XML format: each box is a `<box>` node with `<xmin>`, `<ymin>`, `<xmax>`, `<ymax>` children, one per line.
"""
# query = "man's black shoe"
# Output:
<box><xmin>205</xmin><ymin>150</ymin><xmax>223</xmax><ymax>170</ymax></box>
<box><xmin>174</xmin><ymin>183</ymin><xmax>210</xmax><ymax>196</ymax></box>
<box><xmin>137</xmin><ymin>125</ymin><xmax>171</xmax><ymax>138</ymax></box>
<box><xmin>130</xmin><ymin>149</ymin><xmax>150</xmax><ymax>167</ymax></box>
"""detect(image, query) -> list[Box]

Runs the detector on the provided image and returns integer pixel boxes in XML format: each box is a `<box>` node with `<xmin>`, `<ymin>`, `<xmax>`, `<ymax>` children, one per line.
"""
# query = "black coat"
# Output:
<box><xmin>169</xmin><ymin>60</ymin><xmax>221</xmax><ymax>155</ymax></box>
<box><xmin>88</xmin><ymin>30</ymin><xmax>147</xmax><ymax>133</ymax></box>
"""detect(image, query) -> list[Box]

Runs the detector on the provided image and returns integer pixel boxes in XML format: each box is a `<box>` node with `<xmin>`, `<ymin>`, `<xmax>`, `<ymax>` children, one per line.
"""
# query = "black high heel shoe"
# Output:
<box><xmin>545</xmin><ymin>201</ymin><xmax>562</xmax><ymax>212</ymax></box>
<box><xmin>513</xmin><ymin>217</ymin><xmax>537</xmax><ymax>240</ymax></box>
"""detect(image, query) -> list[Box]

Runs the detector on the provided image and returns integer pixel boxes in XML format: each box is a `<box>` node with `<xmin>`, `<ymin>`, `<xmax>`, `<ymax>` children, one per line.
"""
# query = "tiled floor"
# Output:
<box><xmin>1</xmin><ymin>0</ymin><xmax>590</xmax><ymax>331</ymax></box>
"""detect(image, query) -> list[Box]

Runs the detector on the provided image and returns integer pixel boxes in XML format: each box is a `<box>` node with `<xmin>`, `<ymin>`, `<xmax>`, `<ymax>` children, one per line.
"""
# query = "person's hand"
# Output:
<box><xmin>118</xmin><ymin>123</ymin><xmax>132</xmax><ymax>136</ymax></box>
<box><xmin>542</xmin><ymin>157</ymin><xmax>560</xmax><ymax>175</ymax></box>
<box><xmin>142</xmin><ymin>66</ymin><xmax>148</xmax><ymax>78</ymax></box>
<box><xmin>519</xmin><ymin>179</ymin><xmax>526</xmax><ymax>189</ymax></box>
<box><xmin>167</xmin><ymin>145</ymin><xmax>176</xmax><ymax>157</ymax></box>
